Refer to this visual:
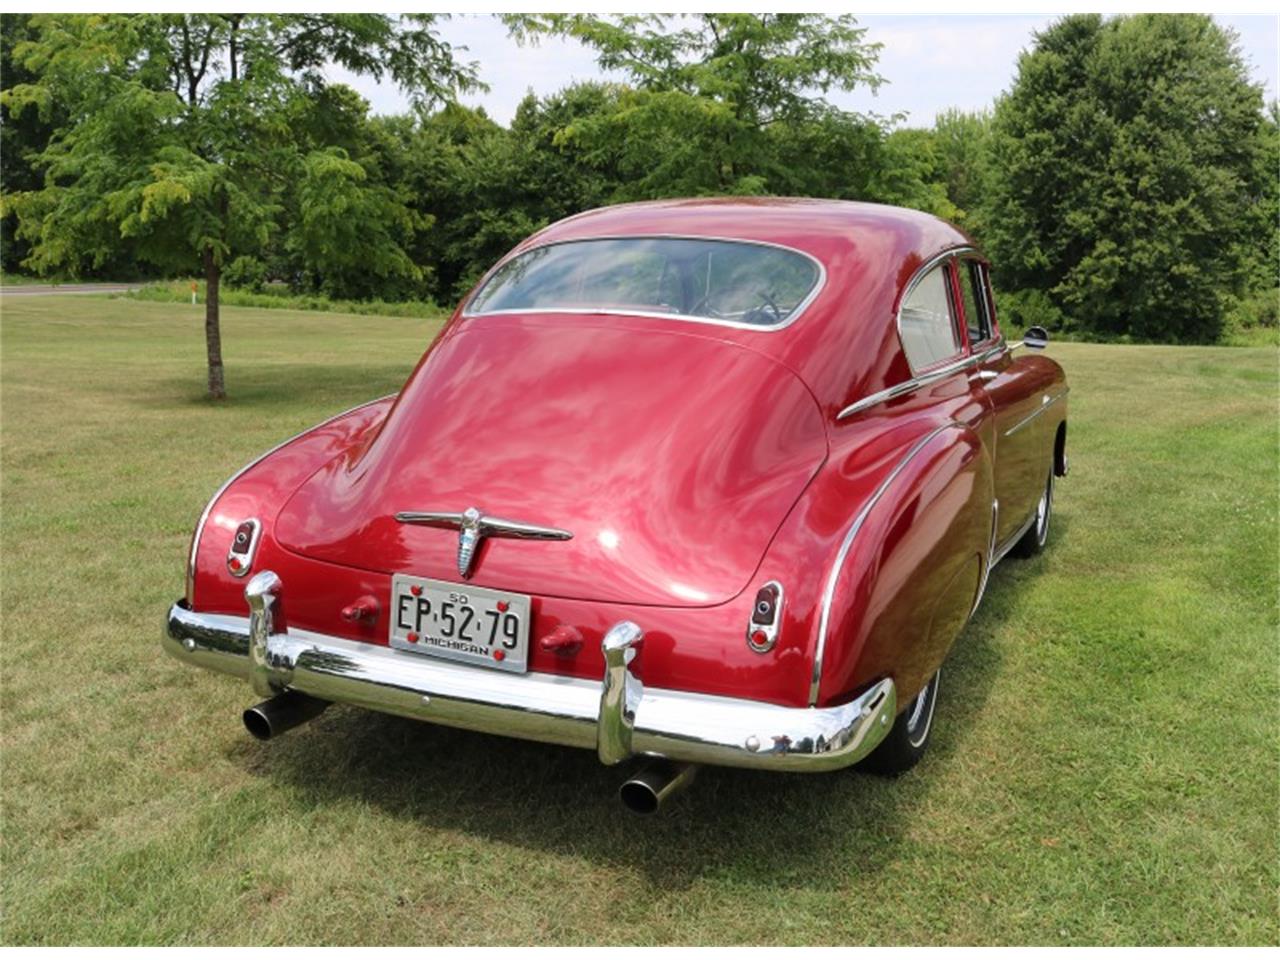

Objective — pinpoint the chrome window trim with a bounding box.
[976,261,1000,347]
[957,254,998,350]
[809,421,955,706]
[836,340,1007,420]
[460,234,828,333]
[187,393,398,604]
[894,245,974,376]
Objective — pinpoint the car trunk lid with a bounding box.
[273,315,827,607]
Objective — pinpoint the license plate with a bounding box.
[388,574,530,673]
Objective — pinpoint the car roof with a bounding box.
[524,197,972,265]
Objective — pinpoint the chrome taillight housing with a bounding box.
[746,581,783,653]
[226,518,261,577]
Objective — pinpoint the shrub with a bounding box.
[994,288,1068,339]
[221,256,268,292]
[121,281,444,320]
[1222,288,1280,346]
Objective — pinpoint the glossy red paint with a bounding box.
[273,318,827,608]
[185,199,1068,711]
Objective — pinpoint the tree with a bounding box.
[983,14,1271,342]
[397,103,533,302]
[511,14,884,196]
[1247,101,1279,296]
[1,15,55,275]
[391,86,629,304]
[2,14,479,398]
[929,108,993,234]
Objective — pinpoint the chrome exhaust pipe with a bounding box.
[243,691,329,741]
[619,759,698,815]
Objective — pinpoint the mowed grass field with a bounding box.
[2,295,1277,946]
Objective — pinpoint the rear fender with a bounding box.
[811,421,994,708]
[187,396,397,611]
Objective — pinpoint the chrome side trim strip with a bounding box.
[461,234,828,333]
[1004,389,1069,437]
[186,393,398,604]
[809,422,954,706]
[971,499,999,617]
[837,341,1007,420]
[164,600,897,773]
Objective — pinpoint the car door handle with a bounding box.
[969,369,999,382]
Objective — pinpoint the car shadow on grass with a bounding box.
[224,548,1045,890]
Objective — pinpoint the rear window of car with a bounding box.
[465,237,823,327]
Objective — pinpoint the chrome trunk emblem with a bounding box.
[394,506,573,578]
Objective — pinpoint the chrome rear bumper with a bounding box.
[163,570,896,772]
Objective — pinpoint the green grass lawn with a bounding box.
[2,295,1277,945]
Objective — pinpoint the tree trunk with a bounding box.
[203,247,226,400]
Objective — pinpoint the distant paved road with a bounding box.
[0,282,143,297]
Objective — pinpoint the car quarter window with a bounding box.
[898,263,961,372]
[959,259,993,345]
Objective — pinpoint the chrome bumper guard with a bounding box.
[164,570,896,772]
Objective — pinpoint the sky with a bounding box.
[336,13,1280,127]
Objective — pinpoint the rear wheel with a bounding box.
[1010,467,1054,558]
[860,668,940,775]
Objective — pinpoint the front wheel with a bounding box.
[859,668,940,775]
[1010,467,1054,558]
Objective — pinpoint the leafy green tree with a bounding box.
[508,83,622,223]
[1,15,56,276]
[395,86,627,304]
[512,14,884,196]
[930,108,993,233]
[984,13,1270,342]
[1247,101,1279,297]
[763,106,887,200]
[869,128,959,221]
[3,14,478,398]
[277,85,430,301]
[393,103,531,302]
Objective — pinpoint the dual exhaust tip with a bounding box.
[243,691,329,741]
[618,759,698,815]
[243,692,697,815]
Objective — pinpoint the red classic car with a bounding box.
[165,198,1068,813]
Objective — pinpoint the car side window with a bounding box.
[959,259,993,345]
[898,264,961,372]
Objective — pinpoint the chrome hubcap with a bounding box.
[905,670,939,748]
[1036,475,1052,542]
[906,688,929,731]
